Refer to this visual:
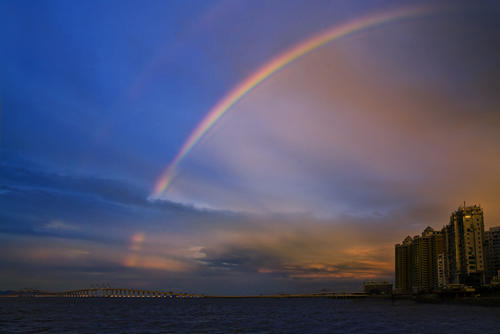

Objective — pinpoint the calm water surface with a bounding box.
[0,298,499,333]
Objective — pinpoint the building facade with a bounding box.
[485,226,500,284]
[443,204,485,285]
[395,204,493,292]
[437,252,447,288]
[412,227,443,291]
[395,227,443,293]
[395,236,413,293]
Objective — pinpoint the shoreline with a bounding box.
[2,293,500,306]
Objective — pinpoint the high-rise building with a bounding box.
[395,236,413,293]
[395,227,443,293]
[485,226,500,284]
[443,204,485,286]
[411,227,443,291]
[395,204,497,290]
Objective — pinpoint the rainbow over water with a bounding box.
[152,5,435,197]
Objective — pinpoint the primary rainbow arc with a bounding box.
[152,5,434,197]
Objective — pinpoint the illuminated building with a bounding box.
[443,204,485,286]
[396,204,492,290]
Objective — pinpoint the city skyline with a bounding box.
[1,1,500,295]
[395,203,500,294]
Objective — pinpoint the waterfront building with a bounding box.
[443,204,486,286]
[395,227,443,293]
[485,226,500,284]
[395,236,413,293]
[411,227,443,291]
[395,204,495,290]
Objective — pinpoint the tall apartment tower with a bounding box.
[484,227,500,284]
[395,227,443,293]
[395,236,413,293]
[443,204,486,285]
[411,227,443,291]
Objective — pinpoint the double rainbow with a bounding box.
[152,5,434,197]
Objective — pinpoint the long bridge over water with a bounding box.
[59,288,202,298]
[3,288,368,299]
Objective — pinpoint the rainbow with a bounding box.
[152,5,435,197]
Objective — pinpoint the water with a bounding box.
[0,298,499,333]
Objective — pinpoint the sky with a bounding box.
[1,0,500,295]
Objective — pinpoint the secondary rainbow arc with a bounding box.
[152,5,435,197]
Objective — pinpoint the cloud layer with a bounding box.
[1,161,407,294]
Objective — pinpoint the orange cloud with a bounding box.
[123,254,189,272]
[130,232,146,251]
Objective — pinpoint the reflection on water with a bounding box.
[0,298,499,333]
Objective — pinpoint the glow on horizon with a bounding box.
[152,5,435,197]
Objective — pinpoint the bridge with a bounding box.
[59,288,203,298]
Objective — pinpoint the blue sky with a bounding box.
[1,0,500,294]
